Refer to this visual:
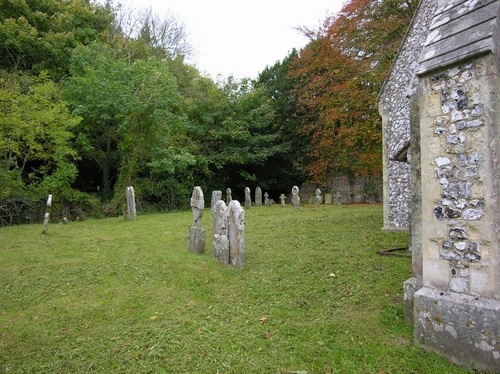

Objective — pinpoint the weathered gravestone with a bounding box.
[42,194,52,236]
[333,192,342,205]
[226,188,232,205]
[324,192,333,205]
[227,200,245,267]
[264,192,270,206]
[188,186,205,254]
[244,187,251,209]
[212,200,229,264]
[291,186,300,209]
[255,187,262,206]
[279,194,286,206]
[211,190,222,210]
[315,188,322,205]
[126,186,136,221]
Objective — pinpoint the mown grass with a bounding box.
[1,204,471,373]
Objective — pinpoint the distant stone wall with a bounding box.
[301,174,382,204]
[379,0,437,230]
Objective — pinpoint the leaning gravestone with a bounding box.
[244,187,251,209]
[291,186,300,209]
[42,194,52,236]
[126,186,136,220]
[188,186,205,254]
[255,187,262,206]
[227,200,245,267]
[226,188,232,205]
[212,200,230,263]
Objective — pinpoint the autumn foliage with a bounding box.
[289,0,417,183]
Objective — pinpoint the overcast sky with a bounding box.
[121,0,344,79]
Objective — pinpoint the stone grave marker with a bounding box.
[279,194,286,206]
[188,186,205,254]
[227,200,245,268]
[315,188,322,205]
[212,200,229,263]
[126,186,136,220]
[264,192,270,206]
[333,192,342,205]
[42,194,52,236]
[324,193,333,204]
[244,187,251,209]
[226,187,232,205]
[291,186,300,208]
[255,187,262,206]
[211,190,222,210]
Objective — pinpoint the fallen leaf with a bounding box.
[197,327,203,332]
[263,332,271,339]
[149,315,158,321]
[259,316,267,324]
[378,369,387,374]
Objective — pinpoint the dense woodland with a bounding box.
[0,0,417,224]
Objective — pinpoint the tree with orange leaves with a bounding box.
[289,0,417,184]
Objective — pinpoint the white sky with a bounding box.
[122,0,344,79]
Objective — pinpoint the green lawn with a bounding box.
[0,204,471,373]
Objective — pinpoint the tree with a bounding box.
[255,49,309,193]
[0,71,79,200]
[64,42,195,209]
[0,0,112,79]
[289,0,417,183]
[108,3,192,63]
[180,74,284,196]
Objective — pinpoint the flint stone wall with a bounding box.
[406,0,500,370]
[379,0,438,230]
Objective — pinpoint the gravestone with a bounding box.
[291,186,300,208]
[126,186,136,221]
[226,188,232,205]
[244,187,251,209]
[212,200,229,263]
[324,193,333,205]
[41,194,52,236]
[211,190,222,210]
[255,187,262,206]
[188,186,205,254]
[315,188,322,205]
[227,200,245,268]
[280,194,286,206]
[333,192,342,205]
[264,192,270,206]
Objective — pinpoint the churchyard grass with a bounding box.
[1,204,471,373]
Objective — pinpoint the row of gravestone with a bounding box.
[124,185,330,269]
[186,185,308,268]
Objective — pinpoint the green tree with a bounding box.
[64,42,195,209]
[0,0,112,79]
[0,71,79,200]
[255,50,309,193]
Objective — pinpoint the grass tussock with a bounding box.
[1,204,470,373]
